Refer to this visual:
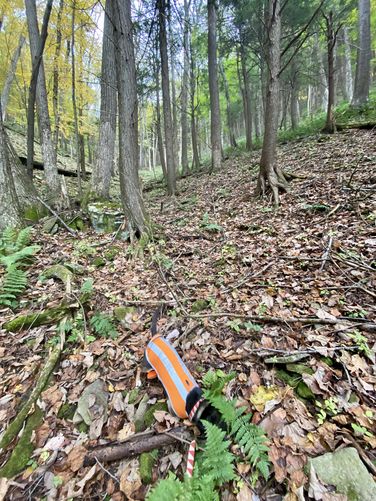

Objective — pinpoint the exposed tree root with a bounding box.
[255,163,290,206]
[0,336,64,451]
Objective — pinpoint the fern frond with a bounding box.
[0,267,27,307]
[146,473,186,500]
[0,245,40,269]
[202,369,236,396]
[200,421,236,485]
[230,416,270,480]
[15,228,31,250]
[90,312,117,339]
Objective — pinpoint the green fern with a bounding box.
[0,227,32,256]
[203,371,270,483]
[0,245,40,268]
[199,421,236,485]
[0,266,27,307]
[90,312,117,339]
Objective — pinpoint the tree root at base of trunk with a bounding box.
[255,165,290,206]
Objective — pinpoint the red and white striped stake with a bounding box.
[185,439,196,478]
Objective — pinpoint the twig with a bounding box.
[249,345,363,357]
[223,262,273,293]
[95,457,119,484]
[320,235,333,271]
[36,196,77,236]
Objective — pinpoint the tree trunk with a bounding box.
[240,44,252,150]
[219,60,237,148]
[158,0,176,195]
[190,37,200,170]
[207,0,221,171]
[52,0,64,149]
[314,34,328,112]
[180,0,190,174]
[0,102,22,230]
[255,0,288,206]
[323,11,336,133]
[290,59,299,129]
[340,26,353,102]
[1,34,25,121]
[71,0,82,195]
[113,0,149,236]
[155,58,167,179]
[25,0,64,205]
[91,0,117,200]
[168,9,179,173]
[352,0,371,106]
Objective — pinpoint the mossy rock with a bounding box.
[140,450,158,484]
[57,402,77,420]
[113,306,136,322]
[309,448,376,501]
[42,216,58,234]
[191,299,209,313]
[0,406,43,478]
[4,305,69,332]
[87,203,124,234]
[40,264,73,286]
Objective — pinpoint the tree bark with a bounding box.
[180,0,190,174]
[190,37,200,170]
[207,0,221,171]
[155,56,167,179]
[52,0,64,150]
[352,0,371,106]
[255,0,288,206]
[340,26,353,102]
[240,43,252,150]
[71,0,82,195]
[1,34,25,121]
[0,102,22,230]
[219,60,237,148]
[113,0,149,236]
[90,0,117,200]
[323,11,336,133]
[25,0,64,205]
[290,59,299,129]
[168,7,179,173]
[157,0,176,195]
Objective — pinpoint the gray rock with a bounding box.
[308,447,376,501]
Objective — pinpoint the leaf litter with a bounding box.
[0,129,375,500]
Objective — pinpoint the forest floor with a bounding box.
[1,128,376,500]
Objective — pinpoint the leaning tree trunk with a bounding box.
[113,0,149,236]
[1,34,25,121]
[0,102,22,230]
[155,57,167,179]
[25,0,65,206]
[180,0,190,174]
[157,0,176,195]
[352,0,371,106]
[255,0,288,206]
[323,11,336,133]
[207,0,221,172]
[90,0,117,200]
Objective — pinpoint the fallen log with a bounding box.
[84,427,191,465]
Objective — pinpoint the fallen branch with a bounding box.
[188,312,376,330]
[320,235,333,271]
[0,335,64,450]
[36,196,77,236]
[84,426,191,465]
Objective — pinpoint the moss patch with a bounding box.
[140,450,158,484]
[0,406,43,478]
[4,305,69,332]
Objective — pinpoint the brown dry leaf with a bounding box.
[67,445,87,472]
[118,422,135,441]
[119,459,142,500]
[249,385,280,412]
[236,483,255,500]
[42,383,65,413]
